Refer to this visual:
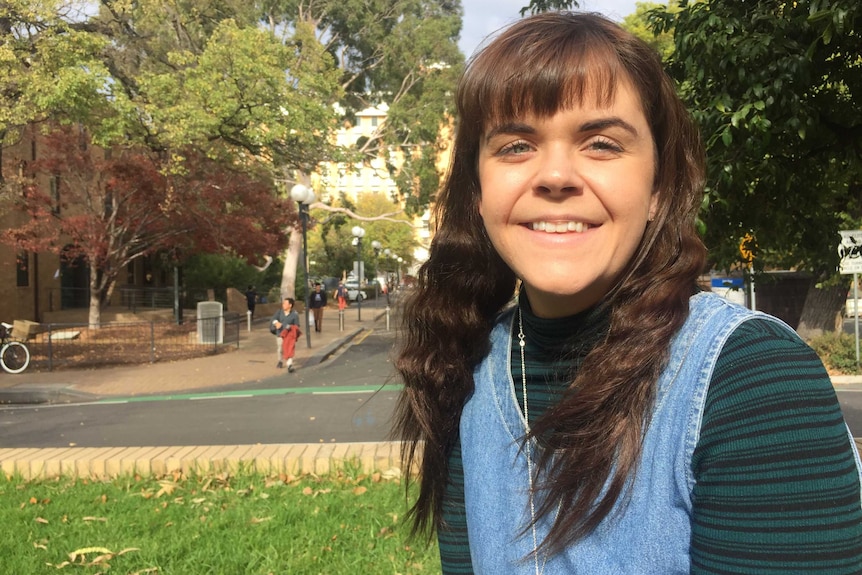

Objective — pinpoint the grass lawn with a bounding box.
[1,467,441,574]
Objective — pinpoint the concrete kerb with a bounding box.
[305,327,364,366]
[0,442,408,481]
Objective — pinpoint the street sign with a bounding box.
[839,230,862,275]
[739,233,756,263]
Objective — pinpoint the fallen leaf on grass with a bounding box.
[156,480,180,498]
[381,468,402,480]
[82,517,107,522]
[58,546,140,567]
[353,486,367,496]
[251,516,273,524]
[35,517,49,524]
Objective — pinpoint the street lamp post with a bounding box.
[352,225,365,321]
[382,248,392,305]
[290,183,316,349]
[371,240,381,307]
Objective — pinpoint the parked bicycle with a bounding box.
[0,322,30,374]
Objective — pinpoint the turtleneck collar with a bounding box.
[517,291,611,362]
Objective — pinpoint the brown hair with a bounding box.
[394,12,706,551]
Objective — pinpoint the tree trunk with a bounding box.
[280,227,302,300]
[796,281,849,340]
[88,269,102,329]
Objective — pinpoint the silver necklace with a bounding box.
[518,308,560,575]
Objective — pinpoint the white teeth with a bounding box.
[530,221,587,233]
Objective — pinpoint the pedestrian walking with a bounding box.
[335,281,349,311]
[270,297,300,372]
[245,285,257,319]
[309,283,327,332]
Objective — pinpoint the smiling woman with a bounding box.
[477,79,656,318]
[395,11,862,575]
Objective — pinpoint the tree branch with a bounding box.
[309,202,416,226]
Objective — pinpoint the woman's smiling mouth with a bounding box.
[527,221,592,233]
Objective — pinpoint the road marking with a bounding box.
[353,329,374,345]
[0,384,402,409]
[90,384,401,404]
[190,394,254,401]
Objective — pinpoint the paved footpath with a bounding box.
[0,304,407,480]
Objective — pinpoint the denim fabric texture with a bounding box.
[460,292,862,574]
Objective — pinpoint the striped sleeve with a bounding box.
[439,435,474,574]
[691,318,862,574]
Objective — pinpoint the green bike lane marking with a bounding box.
[95,384,403,404]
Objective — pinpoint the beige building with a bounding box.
[1,126,64,324]
[315,104,449,277]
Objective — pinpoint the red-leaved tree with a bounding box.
[2,127,293,327]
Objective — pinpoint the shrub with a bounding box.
[808,332,861,375]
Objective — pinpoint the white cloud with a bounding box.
[459,0,640,58]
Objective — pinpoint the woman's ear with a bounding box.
[648,192,659,222]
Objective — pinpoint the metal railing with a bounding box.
[120,286,178,312]
[23,314,242,372]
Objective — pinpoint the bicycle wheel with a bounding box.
[1,341,30,374]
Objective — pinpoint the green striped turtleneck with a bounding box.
[438,297,862,574]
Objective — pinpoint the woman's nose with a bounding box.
[533,147,583,196]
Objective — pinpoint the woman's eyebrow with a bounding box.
[484,122,535,143]
[484,116,640,143]
[580,117,639,136]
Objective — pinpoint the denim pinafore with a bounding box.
[460,292,861,574]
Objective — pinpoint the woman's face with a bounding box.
[478,78,657,318]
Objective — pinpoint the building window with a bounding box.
[371,116,379,127]
[50,175,60,214]
[16,252,29,287]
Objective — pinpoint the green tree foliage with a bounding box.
[652,0,861,332]
[519,0,577,16]
[622,2,675,61]
[85,0,342,169]
[182,253,283,298]
[307,193,417,278]
[260,0,464,214]
[0,0,343,324]
[654,0,861,275]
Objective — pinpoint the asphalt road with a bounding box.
[0,328,401,448]
[4,325,862,448]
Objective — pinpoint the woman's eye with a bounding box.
[497,140,533,156]
[588,137,624,153]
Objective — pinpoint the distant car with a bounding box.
[344,281,365,302]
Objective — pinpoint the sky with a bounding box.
[459,0,640,58]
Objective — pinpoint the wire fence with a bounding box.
[22,314,243,372]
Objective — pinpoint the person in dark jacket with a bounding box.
[245,285,257,319]
[309,283,327,332]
